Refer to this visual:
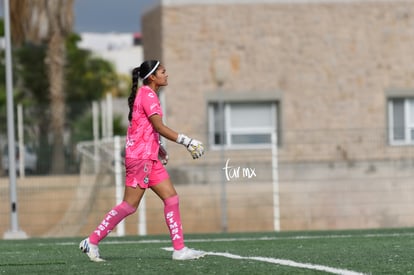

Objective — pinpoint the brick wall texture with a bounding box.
[143,0,414,231]
[142,0,414,160]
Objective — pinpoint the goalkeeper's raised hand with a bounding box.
[176,134,205,159]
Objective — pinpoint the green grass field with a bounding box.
[1,227,414,274]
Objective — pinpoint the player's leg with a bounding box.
[79,186,143,262]
[151,178,183,248]
[88,186,143,244]
[150,162,205,260]
[80,159,149,262]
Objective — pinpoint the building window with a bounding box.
[388,98,414,145]
[208,101,278,149]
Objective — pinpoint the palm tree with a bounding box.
[10,0,74,174]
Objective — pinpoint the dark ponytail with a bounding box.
[127,60,160,122]
[128,67,140,121]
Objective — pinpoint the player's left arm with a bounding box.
[149,114,205,159]
[149,114,178,142]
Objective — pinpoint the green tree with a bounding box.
[65,34,120,120]
[0,20,26,173]
[13,36,123,173]
[1,15,125,174]
[13,43,53,173]
[72,113,126,145]
[10,0,74,174]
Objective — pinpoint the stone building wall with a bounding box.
[142,0,414,162]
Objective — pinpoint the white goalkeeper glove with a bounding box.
[158,141,169,165]
[176,134,205,159]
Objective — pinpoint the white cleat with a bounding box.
[172,247,206,260]
[79,238,105,262]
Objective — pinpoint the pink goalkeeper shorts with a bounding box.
[125,158,169,189]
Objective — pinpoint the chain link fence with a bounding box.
[1,119,414,238]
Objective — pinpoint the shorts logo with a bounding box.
[143,163,149,185]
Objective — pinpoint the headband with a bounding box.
[142,61,160,80]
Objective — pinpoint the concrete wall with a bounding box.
[142,0,414,161]
[136,0,414,231]
[0,175,274,238]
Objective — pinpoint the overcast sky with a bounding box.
[74,0,156,33]
[0,0,156,33]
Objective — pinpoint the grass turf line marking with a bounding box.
[47,231,414,247]
[162,247,365,275]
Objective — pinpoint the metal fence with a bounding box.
[1,126,414,239]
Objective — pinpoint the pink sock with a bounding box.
[89,201,136,245]
[164,195,185,250]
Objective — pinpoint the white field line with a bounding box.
[162,247,365,275]
[43,231,414,247]
[41,232,409,274]
[20,232,411,274]
[15,232,409,274]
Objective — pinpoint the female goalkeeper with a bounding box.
[79,60,205,262]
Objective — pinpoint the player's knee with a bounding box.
[120,201,137,215]
[163,195,179,206]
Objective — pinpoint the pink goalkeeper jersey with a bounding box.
[125,85,163,160]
